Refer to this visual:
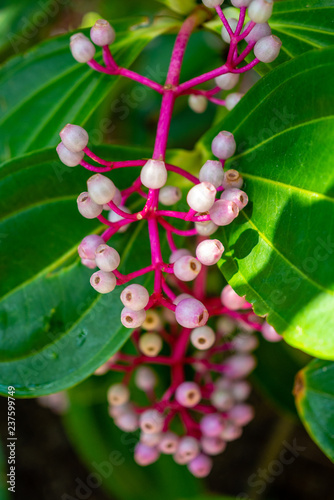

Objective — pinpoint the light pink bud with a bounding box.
[201,436,227,456]
[81,258,97,269]
[196,239,224,266]
[90,270,116,293]
[140,432,161,447]
[107,384,129,406]
[222,169,243,189]
[70,33,96,63]
[224,354,256,379]
[175,298,209,328]
[59,124,89,153]
[176,436,200,463]
[139,409,164,434]
[187,454,213,478]
[254,35,282,63]
[95,244,120,272]
[57,142,84,167]
[200,413,225,437]
[140,159,167,189]
[135,366,157,392]
[248,0,274,24]
[221,285,246,310]
[121,307,146,329]
[175,382,201,408]
[195,220,218,236]
[220,188,248,210]
[139,333,163,357]
[221,18,238,44]
[187,182,217,212]
[188,95,208,113]
[262,321,282,342]
[78,234,104,259]
[169,248,192,264]
[115,411,139,432]
[199,160,224,188]
[90,19,116,46]
[220,422,242,441]
[215,72,240,91]
[77,192,103,219]
[134,443,159,466]
[190,326,216,350]
[173,293,193,305]
[120,284,149,311]
[87,174,116,205]
[231,381,252,401]
[211,389,234,411]
[159,186,182,206]
[158,432,179,454]
[202,0,224,7]
[225,92,244,111]
[231,0,251,6]
[233,334,259,352]
[209,200,239,226]
[212,131,236,160]
[228,404,254,427]
[174,256,202,282]
[244,21,271,43]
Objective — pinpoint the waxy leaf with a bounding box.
[294,359,334,462]
[200,47,334,359]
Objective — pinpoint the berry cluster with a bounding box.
[57,0,282,477]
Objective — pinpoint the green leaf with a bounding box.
[64,377,203,500]
[199,47,334,359]
[0,16,179,162]
[156,0,196,15]
[294,359,334,462]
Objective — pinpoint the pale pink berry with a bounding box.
[59,124,89,153]
[228,404,254,427]
[159,186,182,206]
[103,188,122,209]
[216,316,236,336]
[224,354,256,379]
[233,334,259,352]
[225,92,244,111]
[209,200,239,226]
[90,19,116,46]
[108,402,130,419]
[231,381,252,402]
[254,35,282,63]
[121,307,146,329]
[142,310,161,331]
[81,258,97,269]
[78,234,104,260]
[221,285,246,310]
[215,72,240,91]
[195,220,218,236]
[176,437,200,463]
[188,95,208,113]
[173,293,193,305]
[107,384,129,406]
[196,239,224,266]
[139,409,164,434]
[139,333,163,357]
[174,256,202,282]
[211,389,234,411]
[220,422,242,441]
[140,432,161,447]
[87,174,116,205]
[262,321,282,342]
[175,298,209,328]
[77,192,103,219]
[220,188,248,210]
[57,142,84,167]
[200,414,225,437]
[135,366,157,391]
[115,411,139,432]
[108,205,131,232]
[158,432,179,454]
[202,0,224,7]
[248,0,274,23]
[221,18,238,44]
[244,21,271,43]
[70,33,96,63]
[175,382,201,408]
[201,437,227,456]
[187,182,217,212]
[90,270,116,293]
[231,0,251,6]
[134,443,159,466]
[222,169,243,189]
[190,326,216,350]
[199,160,224,188]
[140,159,167,189]
[169,248,192,264]
[188,454,212,478]
[95,244,120,272]
[212,131,236,159]
[120,284,149,311]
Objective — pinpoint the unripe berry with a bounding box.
[212,131,236,159]
[248,0,274,24]
[77,192,103,219]
[95,244,120,272]
[78,234,104,260]
[135,366,157,391]
[108,402,130,418]
[81,258,97,269]
[244,21,271,43]
[224,354,256,379]
[195,220,218,236]
[142,310,162,331]
[188,94,208,113]
[201,436,227,456]
[262,321,282,342]
[139,333,163,357]
[199,160,224,188]
[87,174,116,205]
[121,307,146,329]
[187,182,217,212]
[173,293,193,305]
[211,389,234,411]
[220,188,248,210]
[140,432,161,447]
[108,205,131,232]
[90,19,116,46]
[59,124,89,153]
[103,188,122,209]
[202,0,224,7]
[90,270,116,293]
[176,437,200,463]
[57,142,84,167]
[120,284,149,311]
[140,159,167,189]
[222,169,244,189]
[200,413,225,437]
[196,239,224,266]
[231,0,251,6]
[134,443,159,466]
[220,422,242,441]
[228,404,254,427]
[225,92,244,111]
[159,433,179,455]
[174,256,202,282]
[139,409,164,434]
[254,35,282,63]
[107,383,129,406]
[216,316,236,336]
[175,382,202,408]
[159,186,182,206]
[188,454,213,478]
[221,285,246,310]
[175,298,209,328]
[215,72,240,91]
[209,200,239,226]
[221,18,238,44]
[231,380,252,401]
[169,248,191,264]
[233,333,258,352]
[70,33,96,63]
[190,326,216,350]
[115,411,139,432]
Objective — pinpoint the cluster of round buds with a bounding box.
[57,124,89,167]
[120,284,150,329]
[70,19,116,64]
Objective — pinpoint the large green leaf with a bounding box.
[64,376,203,500]
[156,0,196,15]
[294,359,334,462]
[199,47,334,359]
[0,16,179,162]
